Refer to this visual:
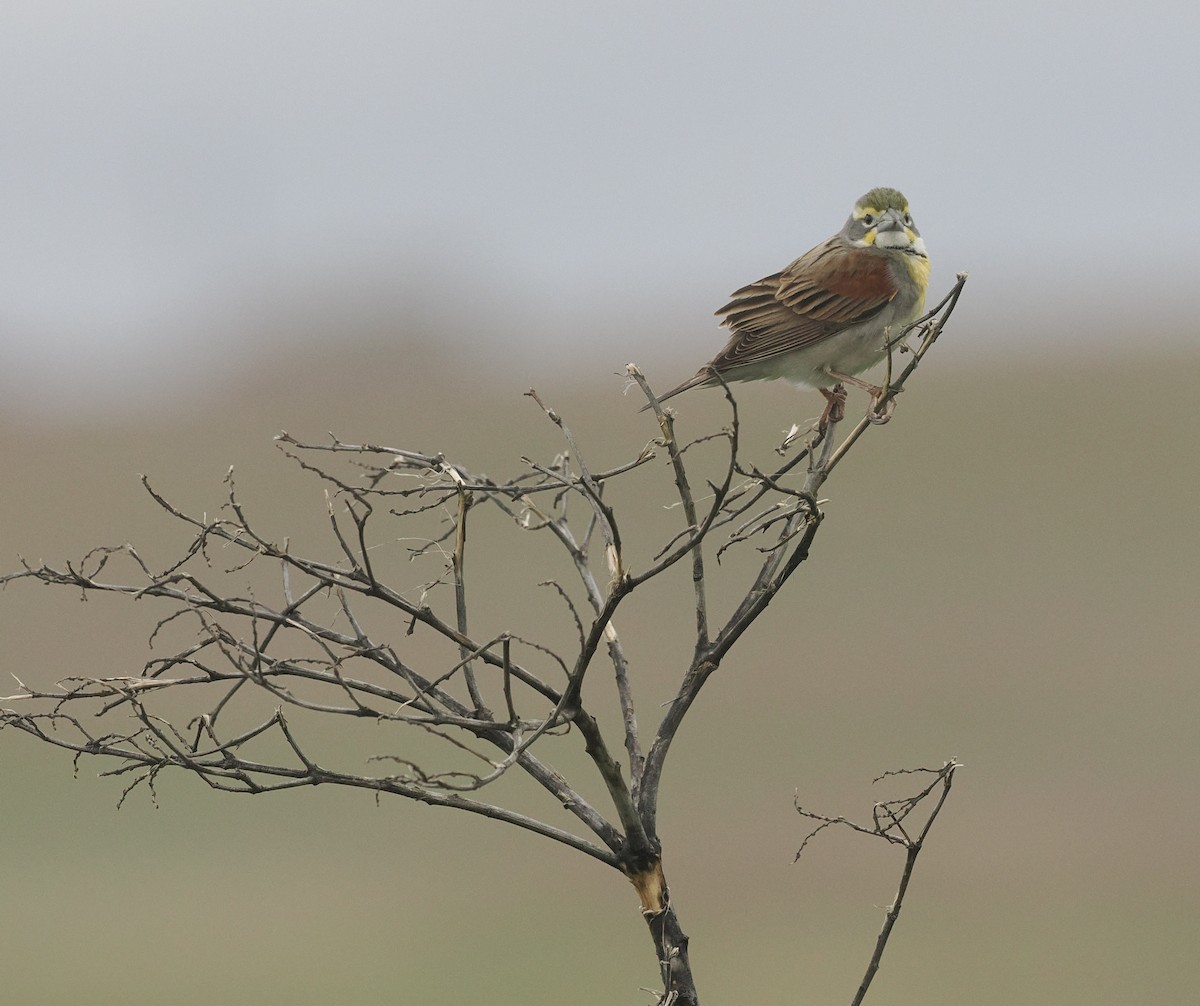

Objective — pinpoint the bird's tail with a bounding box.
[637,368,712,413]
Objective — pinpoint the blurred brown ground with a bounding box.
[1,315,1197,1004]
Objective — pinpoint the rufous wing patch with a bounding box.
[776,241,897,322]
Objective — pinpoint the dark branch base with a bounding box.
[629,860,700,1005]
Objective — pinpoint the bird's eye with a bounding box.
[903,213,913,226]
[862,213,876,226]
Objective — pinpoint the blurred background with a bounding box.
[2,3,1197,1003]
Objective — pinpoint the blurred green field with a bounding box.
[2,333,1197,1004]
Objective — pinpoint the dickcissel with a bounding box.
[650,187,930,422]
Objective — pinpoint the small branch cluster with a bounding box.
[795,760,962,1006]
[2,276,967,1006]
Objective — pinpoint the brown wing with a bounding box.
[708,238,899,373]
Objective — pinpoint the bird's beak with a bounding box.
[875,208,905,232]
[872,208,915,249]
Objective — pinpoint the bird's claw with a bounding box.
[867,390,897,425]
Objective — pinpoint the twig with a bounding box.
[794,761,961,1006]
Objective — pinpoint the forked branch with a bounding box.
[795,760,962,1006]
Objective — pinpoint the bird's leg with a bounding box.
[825,369,895,425]
[824,369,882,398]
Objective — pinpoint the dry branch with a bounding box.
[2,275,967,1005]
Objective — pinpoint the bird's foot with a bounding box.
[866,384,902,424]
[818,385,847,434]
[867,393,894,425]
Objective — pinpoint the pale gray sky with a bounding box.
[1,2,1196,410]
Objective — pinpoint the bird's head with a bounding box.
[844,187,926,257]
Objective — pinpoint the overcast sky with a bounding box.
[1,3,1197,410]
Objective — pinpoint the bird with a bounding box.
[647,187,930,425]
